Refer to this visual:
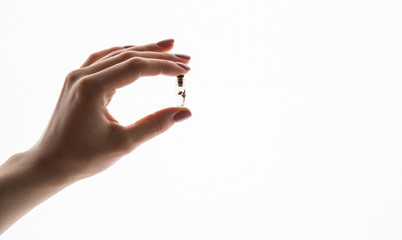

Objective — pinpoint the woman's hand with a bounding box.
[33,38,192,181]
[0,39,191,233]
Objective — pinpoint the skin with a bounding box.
[0,39,192,234]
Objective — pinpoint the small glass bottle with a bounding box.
[176,75,186,107]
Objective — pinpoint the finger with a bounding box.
[96,39,175,63]
[125,107,192,147]
[81,46,125,68]
[130,38,175,52]
[82,51,191,76]
[89,57,190,90]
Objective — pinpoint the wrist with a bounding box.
[21,147,80,187]
[1,150,72,191]
[0,150,73,233]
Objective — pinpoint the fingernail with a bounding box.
[123,45,134,48]
[157,39,174,47]
[176,62,191,71]
[174,110,192,122]
[175,54,191,60]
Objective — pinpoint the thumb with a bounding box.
[126,107,192,146]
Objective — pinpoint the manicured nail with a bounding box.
[174,110,192,122]
[176,62,191,71]
[175,54,191,60]
[157,39,174,47]
[123,45,134,48]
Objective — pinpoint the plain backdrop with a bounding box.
[1,0,402,239]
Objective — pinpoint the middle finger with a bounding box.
[81,51,191,77]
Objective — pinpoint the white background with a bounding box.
[1,0,402,239]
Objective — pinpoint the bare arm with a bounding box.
[0,39,192,234]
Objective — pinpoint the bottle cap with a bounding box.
[177,75,184,87]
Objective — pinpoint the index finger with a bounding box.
[87,57,190,91]
[96,39,175,63]
[128,39,175,52]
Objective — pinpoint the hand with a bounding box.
[30,38,192,182]
[0,39,192,233]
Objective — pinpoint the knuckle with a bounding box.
[127,57,144,67]
[158,52,173,60]
[87,52,99,62]
[109,47,122,53]
[120,51,136,59]
[168,53,177,59]
[107,49,123,58]
[153,117,169,135]
[72,77,98,101]
[65,69,83,84]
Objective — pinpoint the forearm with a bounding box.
[0,150,71,234]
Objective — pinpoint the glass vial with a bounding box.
[176,75,186,107]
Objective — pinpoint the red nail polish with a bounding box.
[123,45,134,48]
[157,39,174,47]
[176,62,191,71]
[175,54,191,60]
[174,110,192,122]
